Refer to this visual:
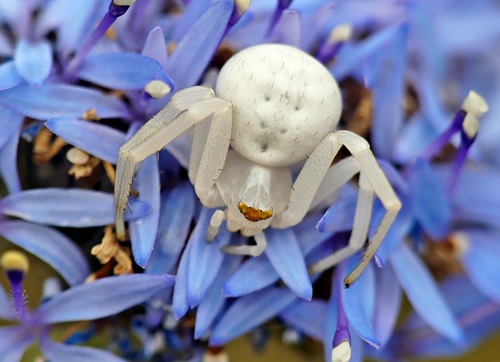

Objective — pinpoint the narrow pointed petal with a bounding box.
[0,61,23,90]
[187,207,231,307]
[408,158,451,239]
[171,0,211,43]
[0,111,23,192]
[77,53,173,91]
[164,0,233,99]
[146,183,195,275]
[461,230,500,303]
[265,228,312,300]
[129,154,160,267]
[394,114,438,164]
[195,253,243,339]
[14,40,52,87]
[45,118,125,164]
[37,274,174,323]
[373,265,401,346]
[323,277,338,362]
[316,188,357,233]
[280,299,328,341]
[0,188,148,226]
[172,234,193,319]
[0,220,89,285]
[0,326,35,362]
[142,26,168,69]
[41,337,126,362]
[210,287,297,346]
[0,83,130,120]
[389,242,463,343]
[343,260,379,348]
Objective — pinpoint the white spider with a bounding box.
[114,44,401,286]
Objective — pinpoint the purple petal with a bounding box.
[408,158,451,239]
[0,325,35,362]
[323,276,338,362]
[0,61,23,90]
[0,31,12,56]
[14,40,52,88]
[172,237,191,319]
[461,230,500,303]
[316,186,357,233]
[37,274,174,323]
[164,0,233,97]
[0,83,130,120]
[389,242,463,343]
[342,260,379,348]
[146,183,195,275]
[142,26,168,69]
[209,287,297,346]
[394,114,439,165]
[265,227,312,300]
[77,53,173,91]
[187,207,231,307]
[170,0,211,43]
[0,110,23,192]
[45,118,125,164]
[0,284,15,320]
[129,154,161,267]
[269,10,301,47]
[373,265,401,346]
[0,188,148,227]
[280,299,328,341]
[194,252,243,339]
[41,336,126,362]
[0,220,89,285]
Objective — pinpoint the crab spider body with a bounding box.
[115,44,401,285]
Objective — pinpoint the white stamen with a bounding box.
[331,341,351,362]
[235,0,252,16]
[66,147,90,165]
[145,80,172,99]
[328,24,353,43]
[113,0,135,6]
[462,114,479,139]
[450,232,469,257]
[461,91,488,118]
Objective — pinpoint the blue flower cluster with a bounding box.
[0,0,499,361]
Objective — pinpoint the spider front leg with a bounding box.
[114,86,232,239]
[273,130,401,286]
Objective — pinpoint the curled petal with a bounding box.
[0,221,89,286]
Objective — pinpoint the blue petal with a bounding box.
[0,31,12,56]
[0,220,89,285]
[389,242,463,343]
[14,40,52,88]
[172,237,191,319]
[264,228,312,300]
[316,186,357,233]
[0,83,130,120]
[0,188,148,227]
[129,154,161,267]
[41,337,126,362]
[77,53,173,91]
[0,325,35,362]
[342,260,379,348]
[269,10,301,47]
[0,61,23,90]
[0,109,23,192]
[146,183,195,275]
[295,213,337,254]
[323,276,338,362]
[461,230,500,303]
[162,0,233,105]
[209,287,297,346]
[280,299,328,341]
[37,274,174,323]
[194,252,243,339]
[171,0,211,43]
[394,114,439,165]
[45,118,125,164]
[0,284,15,320]
[373,265,401,346]
[142,27,168,69]
[408,158,451,239]
[222,253,276,297]
[187,207,231,307]
[0,105,23,149]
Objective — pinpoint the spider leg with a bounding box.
[114,86,225,239]
[221,231,267,257]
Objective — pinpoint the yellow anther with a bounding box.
[1,250,29,273]
[237,201,273,222]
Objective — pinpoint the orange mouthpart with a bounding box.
[237,201,273,222]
